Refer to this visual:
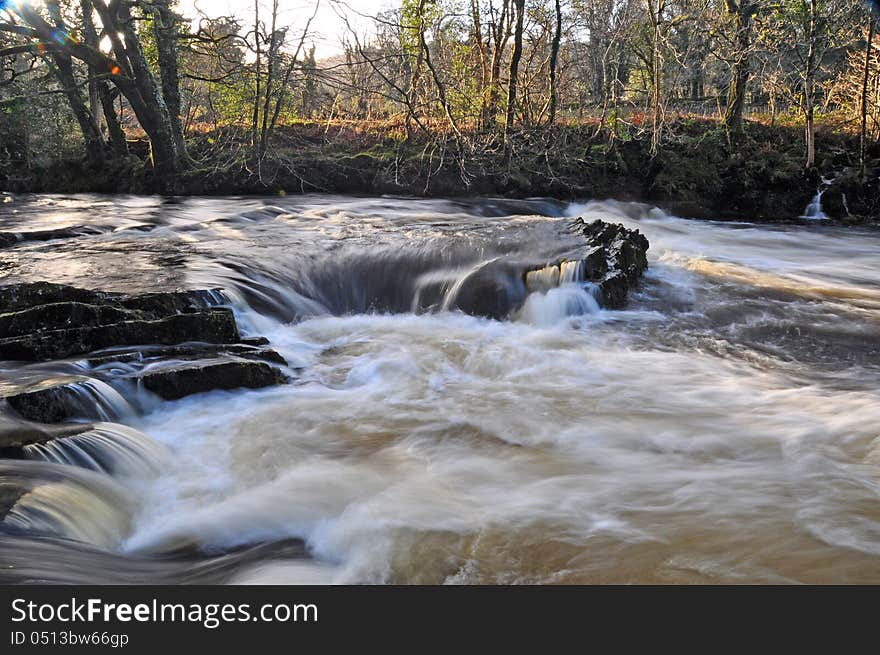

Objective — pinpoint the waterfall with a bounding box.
[802,190,829,220]
[517,284,601,326]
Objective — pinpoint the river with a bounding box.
[1,194,879,583]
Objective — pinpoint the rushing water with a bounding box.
[1,194,879,584]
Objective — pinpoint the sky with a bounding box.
[176,0,395,59]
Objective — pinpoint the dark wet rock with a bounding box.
[2,354,288,422]
[239,348,288,365]
[0,282,221,316]
[132,359,287,401]
[0,309,240,361]
[1,375,127,424]
[4,385,83,423]
[0,414,92,450]
[116,289,223,315]
[570,218,649,308]
[86,342,287,367]
[0,225,104,249]
[518,219,649,310]
[0,483,27,524]
[240,336,271,347]
[442,219,648,318]
[0,282,287,432]
[0,282,110,313]
[0,302,140,339]
[450,261,528,320]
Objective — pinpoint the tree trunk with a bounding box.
[860,14,876,178]
[648,0,665,156]
[471,0,488,129]
[723,1,754,134]
[258,0,280,161]
[484,0,511,128]
[251,0,262,156]
[547,0,562,126]
[97,84,127,156]
[152,0,185,156]
[505,0,525,143]
[112,1,184,177]
[804,0,818,168]
[51,52,105,166]
[44,0,103,165]
[15,1,182,179]
[80,0,126,156]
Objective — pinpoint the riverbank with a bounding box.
[2,117,878,224]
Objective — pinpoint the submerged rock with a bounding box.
[0,225,104,250]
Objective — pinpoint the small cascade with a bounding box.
[560,259,586,284]
[526,258,588,293]
[3,376,136,424]
[22,422,170,478]
[802,190,830,220]
[56,378,134,422]
[525,264,561,293]
[0,460,136,549]
[439,258,505,312]
[517,284,601,326]
[518,258,601,325]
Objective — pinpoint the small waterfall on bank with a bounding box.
[802,190,830,220]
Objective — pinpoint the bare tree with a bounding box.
[504,0,525,145]
[547,0,563,125]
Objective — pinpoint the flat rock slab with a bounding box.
[0,309,240,361]
[132,359,288,401]
[85,343,287,366]
[0,282,290,429]
[0,414,92,450]
[0,282,221,316]
[0,302,142,339]
[2,377,124,424]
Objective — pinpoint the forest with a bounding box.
[1,0,879,219]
